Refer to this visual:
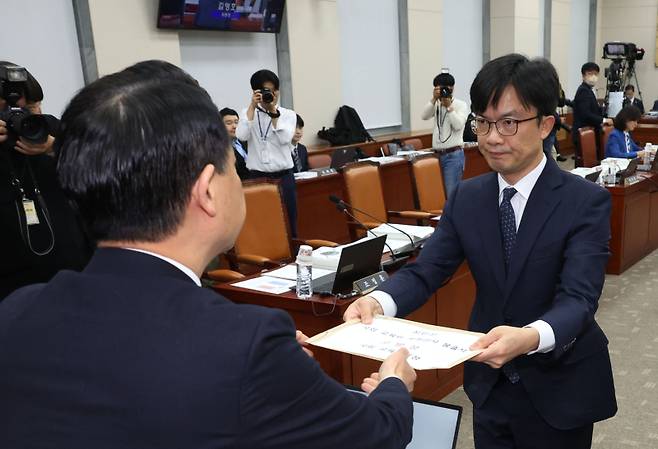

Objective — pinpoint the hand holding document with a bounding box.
[307,316,484,370]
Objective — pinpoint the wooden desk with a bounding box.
[296,146,490,244]
[634,123,658,146]
[212,262,476,401]
[308,130,434,157]
[606,173,658,274]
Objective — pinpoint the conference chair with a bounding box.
[341,161,434,239]
[579,127,598,168]
[403,138,424,151]
[308,153,331,169]
[409,154,446,215]
[228,180,337,274]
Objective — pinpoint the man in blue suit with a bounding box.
[345,54,617,448]
[0,61,416,448]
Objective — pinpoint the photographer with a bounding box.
[421,72,469,199]
[236,69,298,236]
[0,62,90,300]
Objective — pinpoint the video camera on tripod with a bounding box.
[602,42,645,115]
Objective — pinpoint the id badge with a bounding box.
[23,199,40,226]
[260,148,271,165]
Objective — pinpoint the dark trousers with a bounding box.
[249,169,298,237]
[473,375,593,449]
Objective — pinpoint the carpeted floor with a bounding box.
[442,247,658,449]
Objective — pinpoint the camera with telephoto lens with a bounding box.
[0,63,51,150]
[260,87,274,104]
[439,86,452,98]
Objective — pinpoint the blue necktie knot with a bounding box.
[502,187,517,202]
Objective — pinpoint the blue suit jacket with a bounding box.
[379,157,616,430]
[0,248,412,449]
[605,128,642,158]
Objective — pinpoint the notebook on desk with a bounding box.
[312,235,387,295]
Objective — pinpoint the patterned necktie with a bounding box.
[624,133,631,153]
[292,146,302,172]
[499,187,518,272]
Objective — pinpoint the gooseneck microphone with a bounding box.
[328,194,417,253]
[332,200,398,258]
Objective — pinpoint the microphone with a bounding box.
[328,195,417,254]
[332,201,398,258]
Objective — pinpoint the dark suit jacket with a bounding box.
[573,82,604,142]
[379,157,617,430]
[233,139,250,180]
[0,248,412,448]
[292,143,309,173]
[605,128,642,158]
[622,97,644,114]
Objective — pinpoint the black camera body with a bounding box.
[439,86,452,99]
[603,42,645,61]
[0,62,51,149]
[260,87,274,104]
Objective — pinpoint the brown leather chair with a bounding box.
[308,153,331,169]
[228,180,337,273]
[409,154,445,215]
[403,138,424,150]
[341,161,434,239]
[579,127,598,168]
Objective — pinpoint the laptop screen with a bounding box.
[346,385,462,449]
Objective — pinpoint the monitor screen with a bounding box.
[157,0,286,33]
[346,386,462,449]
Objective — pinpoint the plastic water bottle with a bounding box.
[296,245,313,299]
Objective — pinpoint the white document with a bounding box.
[571,167,599,178]
[601,157,631,170]
[370,223,434,242]
[293,171,318,180]
[307,316,484,370]
[359,156,403,165]
[231,276,295,295]
[265,264,335,280]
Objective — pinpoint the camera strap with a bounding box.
[5,155,55,256]
[436,104,453,144]
[256,108,272,142]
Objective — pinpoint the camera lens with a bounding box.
[8,110,49,144]
[261,88,274,104]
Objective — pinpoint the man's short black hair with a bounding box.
[56,65,229,243]
[581,62,600,75]
[613,105,642,131]
[250,69,280,90]
[624,84,635,92]
[125,60,199,86]
[296,114,304,128]
[433,73,455,87]
[470,53,558,118]
[220,107,239,118]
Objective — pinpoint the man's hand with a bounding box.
[295,330,314,358]
[343,295,383,324]
[15,135,54,156]
[378,347,416,392]
[250,90,263,107]
[361,372,380,394]
[469,325,540,369]
[432,86,442,103]
[439,97,453,109]
[0,119,7,143]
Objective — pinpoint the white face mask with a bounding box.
[585,74,598,86]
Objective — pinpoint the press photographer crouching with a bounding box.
[0,62,90,300]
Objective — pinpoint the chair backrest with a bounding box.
[579,127,598,168]
[308,153,331,169]
[602,126,613,151]
[341,161,388,224]
[233,180,293,263]
[410,154,446,212]
[403,138,424,150]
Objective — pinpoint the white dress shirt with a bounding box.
[124,248,201,287]
[421,97,469,149]
[236,106,297,172]
[371,154,556,354]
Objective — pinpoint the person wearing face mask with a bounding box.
[572,62,613,167]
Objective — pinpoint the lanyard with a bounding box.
[256,109,272,141]
[436,104,453,144]
[5,154,55,256]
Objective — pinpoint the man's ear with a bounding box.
[540,115,555,140]
[193,164,218,218]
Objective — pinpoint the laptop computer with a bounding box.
[585,170,601,182]
[330,147,358,169]
[346,385,462,449]
[313,235,387,295]
[618,158,639,181]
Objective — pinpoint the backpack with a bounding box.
[317,105,374,145]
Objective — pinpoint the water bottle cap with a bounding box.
[297,245,313,264]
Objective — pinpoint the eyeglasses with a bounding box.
[471,116,539,136]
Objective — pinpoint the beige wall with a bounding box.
[596,0,658,110]
[286,0,341,146]
[408,0,443,132]
[88,0,181,77]
[490,0,542,59]
[551,0,572,90]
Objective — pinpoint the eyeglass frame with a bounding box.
[470,115,541,137]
